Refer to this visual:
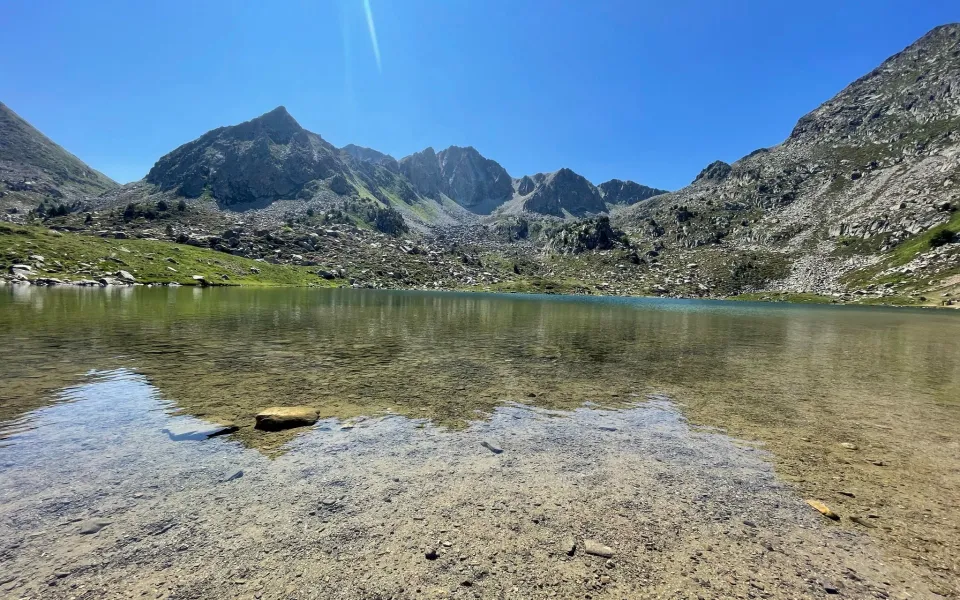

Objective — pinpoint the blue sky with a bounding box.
[2,1,957,189]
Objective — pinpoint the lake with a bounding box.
[1,285,958,598]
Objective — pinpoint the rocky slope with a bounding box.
[0,102,117,212]
[614,23,960,299]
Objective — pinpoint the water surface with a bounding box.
[1,286,958,597]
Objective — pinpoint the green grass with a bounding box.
[887,210,960,265]
[727,292,838,304]
[0,223,337,287]
[842,210,960,289]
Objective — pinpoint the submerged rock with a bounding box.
[77,519,111,535]
[162,423,239,441]
[481,440,503,454]
[254,406,319,431]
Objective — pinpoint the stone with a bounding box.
[254,406,319,431]
[77,519,111,535]
[424,548,438,560]
[480,441,503,454]
[849,516,876,528]
[583,539,614,558]
[805,499,839,520]
[162,423,238,441]
[563,538,576,556]
[224,470,244,482]
[118,270,136,282]
[839,442,858,450]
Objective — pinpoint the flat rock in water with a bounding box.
[254,406,319,431]
[162,423,239,441]
[77,519,111,535]
[583,539,614,558]
[806,499,840,520]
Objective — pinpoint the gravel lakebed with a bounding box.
[0,370,939,599]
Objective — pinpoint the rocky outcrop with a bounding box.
[598,179,667,206]
[545,216,625,253]
[693,161,732,183]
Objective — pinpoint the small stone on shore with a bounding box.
[481,441,503,454]
[806,499,840,520]
[583,539,614,558]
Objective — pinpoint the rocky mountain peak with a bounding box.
[598,179,668,206]
[145,107,339,205]
[229,106,304,145]
[398,145,512,212]
[693,160,732,183]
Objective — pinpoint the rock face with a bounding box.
[616,23,960,294]
[515,168,606,217]
[146,107,344,206]
[254,406,320,431]
[692,160,732,183]
[598,179,667,206]
[546,216,626,254]
[0,101,117,211]
[341,144,399,172]
[399,145,513,213]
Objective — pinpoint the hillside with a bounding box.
[614,23,960,301]
[0,102,117,212]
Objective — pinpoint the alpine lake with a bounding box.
[1,285,958,599]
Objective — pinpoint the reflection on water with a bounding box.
[1,285,958,451]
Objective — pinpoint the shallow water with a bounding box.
[1,286,959,598]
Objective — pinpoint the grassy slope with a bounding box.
[0,223,335,287]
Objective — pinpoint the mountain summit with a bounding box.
[145,106,342,206]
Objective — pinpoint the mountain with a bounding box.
[145,106,346,207]
[598,179,668,207]
[0,102,117,210]
[500,168,605,217]
[398,146,513,213]
[143,109,664,222]
[615,23,960,295]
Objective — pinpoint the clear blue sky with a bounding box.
[2,1,957,189]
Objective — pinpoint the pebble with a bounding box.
[805,499,840,520]
[849,516,877,528]
[839,442,858,450]
[424,548,438,560]
[583,539,614,558]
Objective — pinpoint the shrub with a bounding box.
[177,199,187,212]
[930,229,955,248]
[156,200,169,211]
